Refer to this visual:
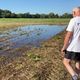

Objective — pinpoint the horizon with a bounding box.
[0,8,72,15]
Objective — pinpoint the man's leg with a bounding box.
[63,58,77,76]
[75,61,80,75]
[63,58,78,80]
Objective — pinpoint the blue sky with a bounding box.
[0,0,80,14]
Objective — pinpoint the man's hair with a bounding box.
[77,7,80,10]
[73,7,80,12]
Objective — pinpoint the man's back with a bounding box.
[66,16,80,52]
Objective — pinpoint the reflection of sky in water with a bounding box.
[0,25,66,48]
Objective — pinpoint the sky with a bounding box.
[0,0,80,14]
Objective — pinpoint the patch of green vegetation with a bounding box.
[53,35,62,40]
[14,61,25,70]
[0,18,70,23]
[0,18,70,31]
[0,56,6,62]
[19,31,28,36]
[27,52,42,62]
[0,47,3,50]
[36,33,41,36]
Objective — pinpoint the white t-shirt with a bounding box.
[66,16,80,52]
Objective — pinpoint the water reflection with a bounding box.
[0,25,66,50]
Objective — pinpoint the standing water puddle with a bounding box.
[0,25,66,54]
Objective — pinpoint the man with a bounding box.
[61,7,80,80]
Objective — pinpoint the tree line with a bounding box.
[0,9,72,18]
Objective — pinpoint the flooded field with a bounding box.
[0,25,66,69]
[0,25,71,80]
[0,25,66,55]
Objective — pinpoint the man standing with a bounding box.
[61,7,80,80]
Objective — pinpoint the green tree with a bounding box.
[48,12,55,18]
[61,13,72,18]
[11,13,17,18]
[40,14,47,18]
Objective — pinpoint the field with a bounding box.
[0,31,69,80]
[0,18,70,30]
[0,18,78,80]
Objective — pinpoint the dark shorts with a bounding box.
[64,50,80,61]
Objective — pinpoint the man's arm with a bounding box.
[61,31,73,56]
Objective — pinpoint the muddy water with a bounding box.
[0,25,66,55]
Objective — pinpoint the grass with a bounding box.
[0,18,70,23]
[0,18,70,30]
